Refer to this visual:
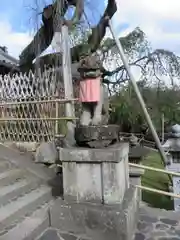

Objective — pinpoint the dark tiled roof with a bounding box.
[0,48,18,65]
[0,60,19,71]
[0,48,19,74]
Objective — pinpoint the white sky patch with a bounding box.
[0,20,32,59]
[112,0,180,54]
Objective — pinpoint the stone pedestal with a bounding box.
[129,145,146,186]
[129,165,145,195]
[59,143,129,204]
[162,124,180,211]
[52,142,141,240]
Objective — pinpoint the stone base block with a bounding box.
[129,166,145,186]
[59,143,129,204]
[74,125,120,148]
[50,186,141,240]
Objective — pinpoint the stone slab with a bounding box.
[129,146,150,160]
[50,186,141,240]
[63,156,129,203]
[0,185,52,232]
[37,228,61,240]
[59,143,129,163]
[37,228,91,240]
[62,143,129,203]
[74,125,120,144]
[134,203,180,240]
[0,178,42,206]
[0,144,55,182]
[129,167,145,178]
[63,162,102,202]
[35,141,58,164]
[0,202,50,240]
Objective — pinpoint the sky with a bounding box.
[0,0,180,60]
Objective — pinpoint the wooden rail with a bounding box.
[129,163,180,177]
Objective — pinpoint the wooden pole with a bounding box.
[61,25,75,118]
[133,184,180,199]
[61,25,76,145]
[55,89,59,135]
[108,20,168,167]
[161,113,165,144]
[129,163,180,178]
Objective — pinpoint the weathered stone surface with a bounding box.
[158,238,180,240]
[50,186,140,240]
[152,231,167,237]
[160,219,178,226]
[4,141,39,153]
[129,166,145,178]
[35,141,58,164]
[37,229,61,240]
[175,230,180,235]
[60,232,78,240]
[60,143,129,203]
[59,143,129,163]
[129,145,150,163]
[134,233,145,240]
[137,221,153,233]
[134,204,180,240]
[63,161,103,202]
[156,223,170,230]
[137,221,149,231]
[74,125,120,148]
[141,215,158,223]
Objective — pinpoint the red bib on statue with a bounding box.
[79,77,101,103]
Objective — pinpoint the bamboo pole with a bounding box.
[133,184,180,199]
[61,24,76,145]
[108,20,168,167]
[55,90,59,135]
[129,163,180,177]
[0,98,79,106]
[62,25,75,120]
[0,117,78,121]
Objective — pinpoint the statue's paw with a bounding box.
[80,117,91,126]
[91,116,102,125]
[80,120,91,126]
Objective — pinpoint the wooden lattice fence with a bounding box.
[0,68,80,142]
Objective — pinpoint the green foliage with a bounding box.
[102,27,149,55]
[110,83,180,132]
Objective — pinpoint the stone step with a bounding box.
[36,228,92,240]
[0,201,52,240]
[0,169,28,187]
[0,161,14,174]
[0,177,42,206]
[0,185,52,232]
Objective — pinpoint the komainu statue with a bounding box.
[75,53,120,148]
[77,54,109,126]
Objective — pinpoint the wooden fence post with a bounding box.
[61,25,76,145]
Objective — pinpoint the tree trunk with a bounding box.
[19,0,117,72]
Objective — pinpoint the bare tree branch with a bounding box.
[19,0,117,72]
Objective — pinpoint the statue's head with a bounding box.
[78,53,102,70]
